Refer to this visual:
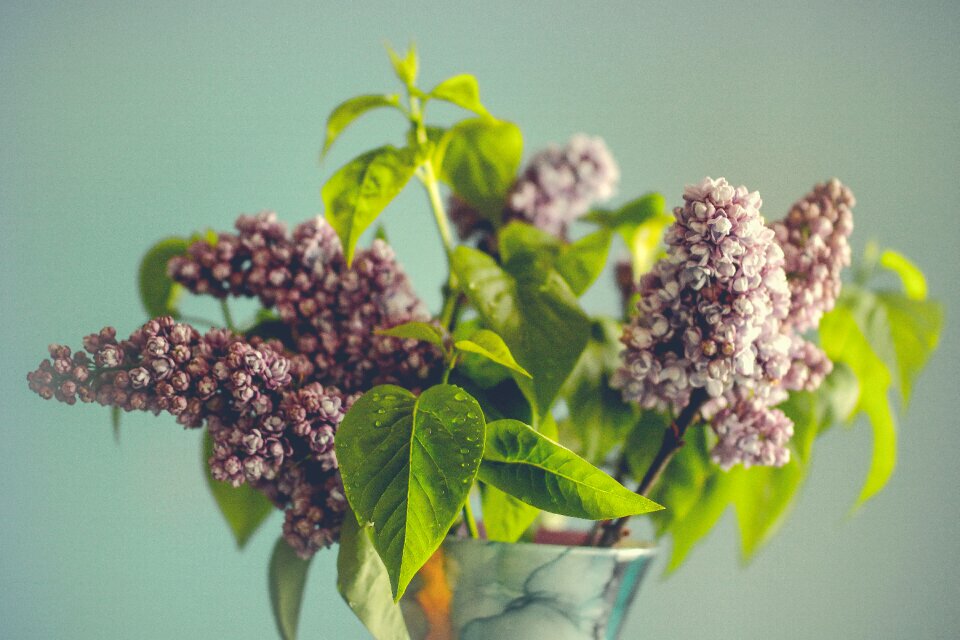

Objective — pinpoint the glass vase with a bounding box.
[399,537,655,640]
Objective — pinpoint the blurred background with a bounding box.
[2,1,958,638]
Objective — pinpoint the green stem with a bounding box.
[462,500,480,539]
[220,300,237,332]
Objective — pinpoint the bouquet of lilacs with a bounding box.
[25,47,942,639]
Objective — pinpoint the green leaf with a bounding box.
[819,362,860,426]
[450,319,511,389]
[499,222,612,297]
[337,515,412,640]
[564,318,639,465]
[455,329,531,378]
[820,303,897,506]
[202,431,273,548]
[585,192,666,232]
[555,229,613,296]
[429,74,487,116]
[268,537,312,640]
[322,145,419,266]
[452,247,590,417]
[376,321,447,349]
[321,94,400,159]
[480,482,540,543]
[386,43,418,87]
[439,118,522,220]
[111,406,121,444]
[879,249,927,300]
[375,224,390,243]
[875,292,943,404]
[478,419,662,519]
[138,237,190,318]
[336,384,485,600]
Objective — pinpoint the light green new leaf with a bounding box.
[820,303,896,506]
[322,145,419,266]
[321,94,400,159]
[337,516,412,640]
[480,482,540,543]
[376,321,447,349]
[439,118,522,220]
[269,537,312,640]
[138,237,190,318]
[455,329,531,378]
[880,249,927,300]
[479,419,662,519]
[429,74,488,116]
[386,43,418,87]
[876,292,943,404]
[335,384,485,600]
[452,246,590,417]
[202,432,273,548]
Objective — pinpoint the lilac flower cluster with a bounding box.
[612,177,791,413]
[169,212,442,393]
[449,134,620,245]
[615,177,855,470]
[28,318,358,557]
[772,178,855,332]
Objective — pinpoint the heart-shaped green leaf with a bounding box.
[202,431,273,548]
[452,246,590,418]
[480,482,539,543]
[478,419,662,519]
[429,74,488,116]
[439,118,522,220]
[138,237,190,318]
[336,384,485,600]
[322,94,401,159]
[322,145,419,266]
[337,515,411,640]
[498,221,611,296]
[454,329,531,378]
[268,537,312,640]
[376,321,447,349]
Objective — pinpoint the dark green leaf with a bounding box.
[429,74,487,116]
[480,482,540,543]
[138,237,190,318]
[322,145,419,266]
[479,419,662,519]
[269,537,312,640]
[337,515,411,640]
[336,384,485,600]
[585,192,666,232]
[439,118,522,220]
[452,247,589,417]
[375,224,390,243]
[321,94,400,159]
[498,221,558,263]
[111,406,121,444]
[202,431,273,548]
[454,329,531,378]
[376,321,447,349]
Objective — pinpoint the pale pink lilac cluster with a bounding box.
[612,177,791,413]
[169,212,442,393]
[772,178,855,332]
[27,318,358,557]
[616,177,855,470]
[449,134,620,245]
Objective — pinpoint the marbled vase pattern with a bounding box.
[400,539,655,640]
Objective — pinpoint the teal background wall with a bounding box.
[2,1,958,638]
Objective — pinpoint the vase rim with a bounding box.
[442,535,657,560]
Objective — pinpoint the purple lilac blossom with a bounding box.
[169,212,442,394]
[27,317,358,558]
[448,134,620,245]
[612,177,791,413]
[710,398,794,470]
[772,178,854,332]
